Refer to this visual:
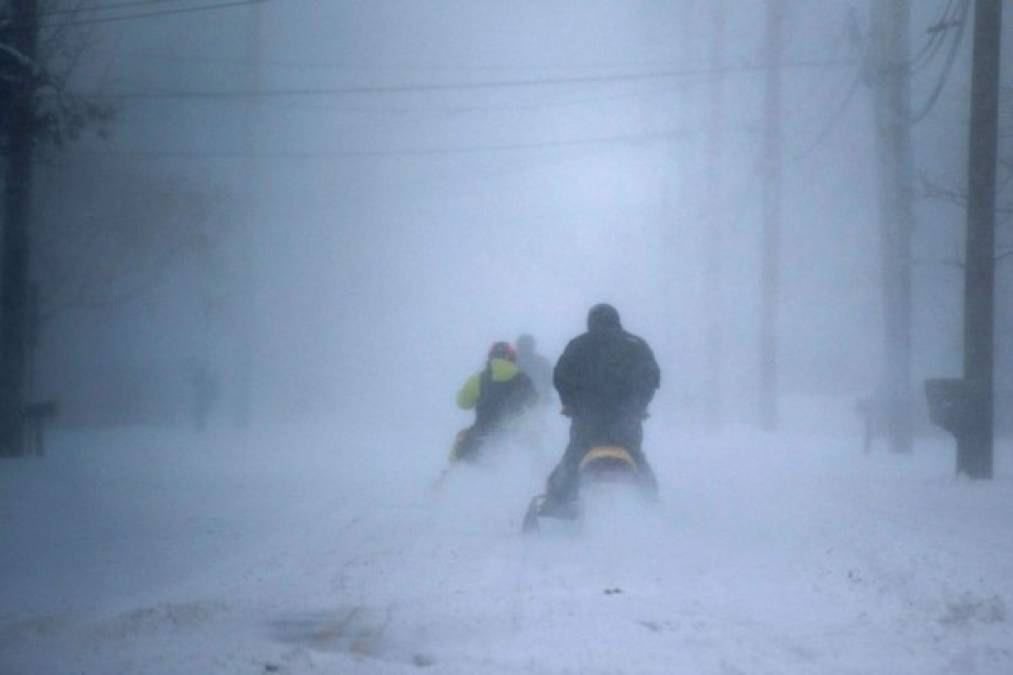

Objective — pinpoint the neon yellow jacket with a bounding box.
[457,358,522,409]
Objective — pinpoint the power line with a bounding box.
[907,0,957,72]
[787,68,864,162]
[88,58,856,101]
[773,8,863,163]
[35,0,210,18]
[906,0,971,124]
[217,82,694,115]
[102,75,699,115]
[93,48,729,73]
[32,0,272,29]
[69,127,690,161]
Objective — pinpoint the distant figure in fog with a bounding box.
[541,304,660,511]
[855,390,888,453]
[451,342,538,462]
[187,362,221,433]
[515,333,553,406]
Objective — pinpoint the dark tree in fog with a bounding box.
[32,166,221,320]
[1,0,113,456]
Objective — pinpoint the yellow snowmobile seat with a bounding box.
[578,446,637,472]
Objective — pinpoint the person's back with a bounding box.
[515,333,553,406]
[542,303,660,508]
[453,342,537,461]
[465,358,534,431]
[554,304,659,421]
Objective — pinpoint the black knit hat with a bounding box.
[587,303,621,332]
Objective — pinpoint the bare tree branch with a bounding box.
[39,0,90,64]
[32,162,225,322]
[911,256,965,269]
[920,175,969,207]
[2,0,117,156]
[0,42,35,71]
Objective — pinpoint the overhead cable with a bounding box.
[907,0,956,73]
[70,127,690,161]
[89,58,857,101]
[93,49,735,74]
[905,0,971,125]
[32,0,273,29]
[787,69,864,162]
[34,0,211,19]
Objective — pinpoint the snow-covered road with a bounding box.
[2,414,1011,674]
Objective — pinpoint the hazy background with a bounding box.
[27,0,1012,440]
[5,4,1013,672]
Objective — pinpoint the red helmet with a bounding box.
[488,341,517,362]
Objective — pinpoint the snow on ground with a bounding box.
[1,405,1012,674]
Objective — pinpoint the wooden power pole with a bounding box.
[1,0,39,457]
[869,0,914,454]
[704,0,726,430]
[760,0,784,432]
[233,1,264,429]
[959,0,1002,479]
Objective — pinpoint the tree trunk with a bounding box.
[1,0,38,457]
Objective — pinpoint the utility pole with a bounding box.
[959,0,1002,479]
[704,0,726,429]
[1,0,39,457]
[233,1,263,429]
[869,0,914,454]
[662,0,697,424]
[760,0,784,432]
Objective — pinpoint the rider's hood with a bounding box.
[488,358,520,382]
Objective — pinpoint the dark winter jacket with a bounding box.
[553,312,660,420]
[517,350,553,403]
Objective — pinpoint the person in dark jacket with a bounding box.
[515,333,554,406]
[452,341,538,462]
[542,303,661,509]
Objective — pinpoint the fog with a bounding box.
[33,0,939,428]
[3,1,1013,673]
[26,1,999,436]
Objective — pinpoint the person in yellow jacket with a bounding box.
[452,341,538,462]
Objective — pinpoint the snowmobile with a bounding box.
[521,445,643,533]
